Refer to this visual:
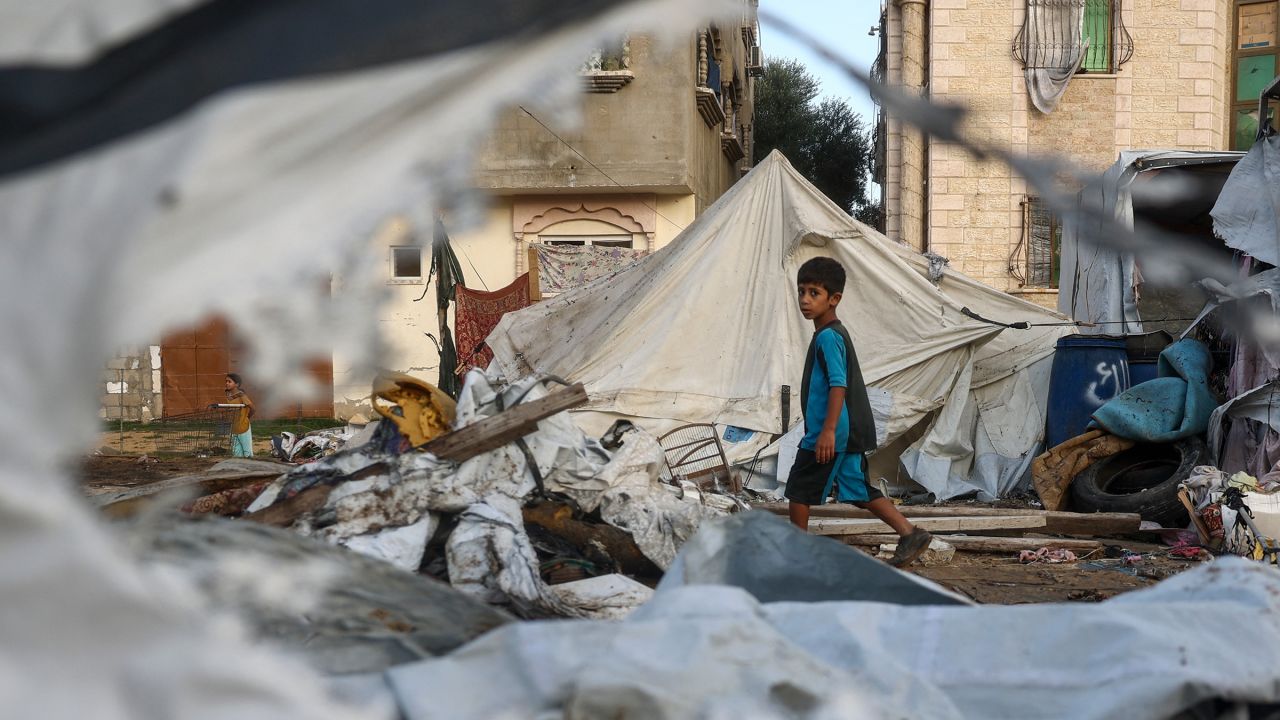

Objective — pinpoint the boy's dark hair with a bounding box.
[226,372,243,388]
[797,257,846,295]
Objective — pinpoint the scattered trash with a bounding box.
[1019,547,1078,564]
[242,370,732,618]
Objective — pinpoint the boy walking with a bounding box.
[786,257,933,567]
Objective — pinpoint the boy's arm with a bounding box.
[815,330,848,463]
[244,395,256,419]
[816,386,846,464]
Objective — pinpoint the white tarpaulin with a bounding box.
[1059,150,1243,330]
[0,0,731,717]
[489,152,1069,499]
[377,514,1280,720]
[1212,135,1280,267]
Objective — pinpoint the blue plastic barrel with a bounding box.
[1125,331,1173,387]
[1046,334,1131,448]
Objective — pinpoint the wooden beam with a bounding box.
[527,246,542,301]
[95,467,286,519]
[839,534,1104,554]
[756,504,1141,537]
[807,515,1049,537]
[243,484,333,527]
[421,383,588,462]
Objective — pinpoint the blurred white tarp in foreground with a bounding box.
[368,513,1280,719]
[0,0,725,716]
[490,152,1071,500]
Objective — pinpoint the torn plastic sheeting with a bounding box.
[1207,379,1280,466]
[340,514,436,572]
[127,514,512,676]
[1211,135,1280,268]
[659,512,968,606]
[250,371,721,615]
[380,558,1280,720]
[387,584,957,720]
[1186,269,1280,370]
[446,499,575,618]
[0,0,736,715]
[548,574,654,620]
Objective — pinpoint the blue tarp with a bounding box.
[1090,339,1217,442]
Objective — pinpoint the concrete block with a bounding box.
[933,194,966,211]
[932,60,969,78]
[1176,128,1213,147]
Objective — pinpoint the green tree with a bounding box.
[753,58,876,223]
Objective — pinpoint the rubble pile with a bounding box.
[234,371,732,618]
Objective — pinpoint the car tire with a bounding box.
[1069,437,1204,527]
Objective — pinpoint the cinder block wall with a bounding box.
[101,345,163,422]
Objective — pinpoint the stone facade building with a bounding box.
[877,0,1275,307]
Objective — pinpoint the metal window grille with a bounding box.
[1025,199,1061,288]
[1014,0,1133,73]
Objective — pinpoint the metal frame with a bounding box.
[1013,0,1132,74]
[656,423,740,493]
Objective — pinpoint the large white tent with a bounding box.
[489,152,1071,499]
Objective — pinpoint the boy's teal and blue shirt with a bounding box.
[799,320,878,453]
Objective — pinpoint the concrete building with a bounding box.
[876,0,1275,307]
[331,14,762,416]
[98,12,761,423]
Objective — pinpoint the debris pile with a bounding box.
[238,370,731,618]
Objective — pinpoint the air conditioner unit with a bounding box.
[746,45,763,77]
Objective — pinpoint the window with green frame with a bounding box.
[1082,0,1113,72]
[1232,0,1280,150]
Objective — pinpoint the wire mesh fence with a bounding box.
[140,407,237,457]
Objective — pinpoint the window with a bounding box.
[541,234,633,249]
[1014,0,1132,74]
[1023,199,1061,289]
[389,246,422,284]
[1081,0,1112,72]
[1232,1,1280,150]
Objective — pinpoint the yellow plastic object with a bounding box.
[370,371,457,447]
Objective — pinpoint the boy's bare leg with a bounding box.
[788,501,810,531]
[855,497,914,536]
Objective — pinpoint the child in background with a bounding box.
[786,257,933,567]
[218,373,255,457]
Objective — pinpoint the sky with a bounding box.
[759,0,881,127]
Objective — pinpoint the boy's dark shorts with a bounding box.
[784,449,883,505]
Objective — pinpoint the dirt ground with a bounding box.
[909,551,1202,604]
[77,456,1208,603]
[81,456,221,493]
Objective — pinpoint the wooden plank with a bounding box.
[1040,512,1141,537]
[243,484,333,527]
[421,383,588,462]
[839,534,1104,554]
[756,503,1141,537]
[808,515,1049,537]
[527,246,542,301]
[94,467,287,519]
